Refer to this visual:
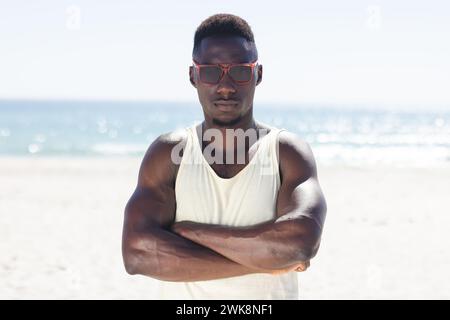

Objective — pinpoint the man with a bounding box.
[122,14,326,299]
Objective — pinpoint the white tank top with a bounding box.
[158,123,299,299]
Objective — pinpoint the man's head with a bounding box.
[190,14,263,127]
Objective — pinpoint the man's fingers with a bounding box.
[269,260,311,275]
[295,261,310,272]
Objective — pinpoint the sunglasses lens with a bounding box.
[229,65,253,82]
[199,66,222,84]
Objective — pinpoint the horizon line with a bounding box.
[0,98,449,112]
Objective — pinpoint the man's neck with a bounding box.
[202,119,257,133]
[202,108,257,133]
[200,114,262,153]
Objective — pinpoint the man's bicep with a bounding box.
[124,185,176,232]
[124,137,178,234]
[276,177,326,230]
[276,132,327,230]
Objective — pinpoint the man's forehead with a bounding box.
[195,36,256,64]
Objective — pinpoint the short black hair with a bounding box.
[193,14,256,57]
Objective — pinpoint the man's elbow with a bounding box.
[296,243,319,262]
[122,246,179,281]
[293,231,321,263]
[123,249,143,276]
[292,218,322,262]
[256,244,316,271]
[122,237,160,277]
[270,237,321,269]
[123,251,168,279]
[124,262,138,275]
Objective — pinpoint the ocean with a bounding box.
[1,100,449,167]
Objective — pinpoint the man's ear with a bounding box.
[256,64,263,86]
[189,66,197,88]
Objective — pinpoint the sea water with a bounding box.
[1,100,449,167]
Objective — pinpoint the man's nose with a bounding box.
[216,73,236,98]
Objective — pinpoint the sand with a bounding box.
[1,156,449,299]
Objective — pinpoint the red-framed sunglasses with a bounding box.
[192,60,258,85]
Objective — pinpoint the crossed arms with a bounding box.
[121,132,326,282]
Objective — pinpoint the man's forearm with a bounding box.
[124,227,266,282]
[172,218,319,271]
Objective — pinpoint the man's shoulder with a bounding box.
[146,129,188,157]
[156,129,188,149]
[278,131,314,160]
[139,129,188,180]
[277,130,317,181]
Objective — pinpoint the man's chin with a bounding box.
[212,115,242,127]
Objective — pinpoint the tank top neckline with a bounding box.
[191,125,276,182]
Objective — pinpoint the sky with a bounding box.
[0,0,449,108]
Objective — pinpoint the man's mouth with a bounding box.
[214,100,238,111]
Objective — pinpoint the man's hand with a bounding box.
[269,260,310,275]
[296,260,310,272]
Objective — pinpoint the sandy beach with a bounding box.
[1,156,449,299]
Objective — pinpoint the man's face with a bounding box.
[190,36,263,126]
